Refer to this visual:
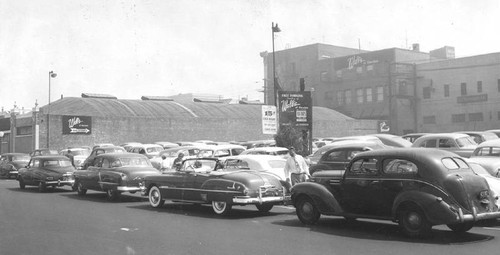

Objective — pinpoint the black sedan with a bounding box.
[74,153,160,201]
[18,155,76,192]
[140,158,288,215]
[0,153,30,179]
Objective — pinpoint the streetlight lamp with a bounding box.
[47,71,57,148]
[272,22,281,106]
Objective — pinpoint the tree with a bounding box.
[274,125,306,155]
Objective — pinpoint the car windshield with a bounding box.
[41,150,58,155]
[474,146,500,156]
[113,157,151,167]
[43,159,72,167]
[456,137,477,147]
[146,147,162,153]
[13,155,30,161]
[72,150,90,156]
[182,159,217,171]
[105,148,126,153]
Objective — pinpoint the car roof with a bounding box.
[415,133,471,140]
[31,155,72,160]
[1,153,29,156]
[225,154,286,161]
[244,146,288,152]
[96,153,148,159]
[353,147,458,159]
[476,138,500,147]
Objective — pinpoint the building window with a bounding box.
[16,126,32,135]
[423,116,436,124]
[376,86,384,102]
[320,71,328,82]
[366,88,373,103]
[345,90,352,104]
[444,84,450,97]
[469,112,484,122]
[336,91,344,105]
[452,114,466,123]
[477,81,482,93]
[461,82,467,95]
[356,88,364,104]
[398,80,408,95]
[422,87,431,99]
[498,79,500,92]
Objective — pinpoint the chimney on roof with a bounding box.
[412,43,420,52]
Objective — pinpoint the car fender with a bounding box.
[98,171,122,190]
[392,190,458,225]
[291,182,344,214]
[201,179,242,203]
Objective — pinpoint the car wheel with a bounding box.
[106,189,120,201]
[38,181,47,192]
[295,196,320,225]
[398,204,432,238]
[447,222,474,233]
[148,186,165,208]
[76,181,87,196]
[212,201,232,215]
[256,203,274,212]
[18,177,25,189]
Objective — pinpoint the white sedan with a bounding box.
[221,154,287,181]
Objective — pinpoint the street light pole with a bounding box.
[47,71,57,148]
[272,22,281,107]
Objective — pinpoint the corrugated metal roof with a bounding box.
[41,97,352,121]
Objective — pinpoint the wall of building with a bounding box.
[416,53,500,132]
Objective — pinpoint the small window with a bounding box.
[345,90,352,104]
[32,159,40,168]
[461,82,467,95]
[383,159,418,174]
[421,139,437,148]
[469,112,483,122]
[442,157,470,170]
[438,139,455,148]
[452,114,466,123]
[349,158,378,175]
[444,84,450,97]
[422,87,431,99]
[376,86,384,102]
[325,151,346,162]
[356,88,364,104]
[102,159,111,168]
[423,116,436,124]
[477,81,482,93]
[366,88,373,103]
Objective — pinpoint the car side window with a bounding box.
[383,159,418,174]
[439,139,454,148]
[215,150,230,157]
[92,157,103,168]
[324,150,346,162]
[101,159,111,168]
[422,139,436,148]
[32,159,40,168]
[96,149,104,155]
[349,158,378,175]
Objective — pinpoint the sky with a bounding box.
[1,0,500,112]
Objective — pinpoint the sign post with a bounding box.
[278,91,313,155]
[262,105,277,135]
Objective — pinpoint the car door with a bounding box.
[79,157,103,190]
[22,159,39,185]
[341,157,380,215]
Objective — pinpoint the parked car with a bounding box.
[308,143,385,175]
[81,146,127,169]
[197,144,246,158]
[370,134,413,147]
[401,133,429,143]
[154,141,179,150]
[150,145,205,170]
[240,147,289,159]
[140,157,289,215]
[221,154,287,181]
[485,129,500,138]
[468,138,500,177]
[29,148,58,157]
[468,162,500,209]
[292,148,500,238]
[411,133,477,157]
[92,143,115,150]
[308,140,389,166]
[128,144,164,159]
[119,142,142,152]
[0,153,30,179]
[18,155,76,192]
[455,131,498,144]
[59,148,91,169]
[74,153,160,201]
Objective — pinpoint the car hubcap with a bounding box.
[301,202,314,218]
[214,202,225,211]
[151,190,160,204]
[407,212,421,228]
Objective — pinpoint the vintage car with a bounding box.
[308,143,386,175]
[128,144,164,159]
[221,155,287,181]
[150,145,205,170]
[468,162,500,209]
[370,134,413,147]
[197,144,246,158]
[291,148,500,238]
[17,155,76,192]
[29,148,58,157]
[74,153,160,201]
[411,133,478,157]
[468,138,500,177]
[455,131,498,144]
[308,140,389,166]
[59,148,91,169]
[81,145,127,169]
[154,141,179,150]
[401,133,429,143]
[140,157,288,215]
[0,153,30,179]
[240,147,289,159]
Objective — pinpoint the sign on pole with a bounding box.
[262,105,277,135]
[278,91,313,155]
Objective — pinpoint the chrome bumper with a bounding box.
[117,186,142,192]
[45,180,75,186]
[233,186,290,204]
[459,207,500,222]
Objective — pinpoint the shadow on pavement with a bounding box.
[272,217,495,245]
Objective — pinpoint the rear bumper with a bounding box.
[233,186,291,204]
[117,186,142,192]
[459,207,500,222]
[45,180,75,186]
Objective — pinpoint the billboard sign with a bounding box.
[261,105,277,135]
[278,91,312,129]
[62,115,92,135]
